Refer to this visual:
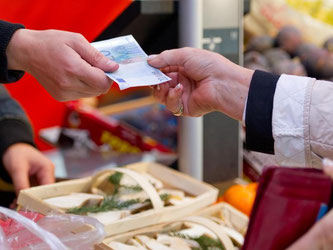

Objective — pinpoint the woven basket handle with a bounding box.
[174,216,234,250]
[91,168,164,210]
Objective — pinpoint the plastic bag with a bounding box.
[0,206,106,250]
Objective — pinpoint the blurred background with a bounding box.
[0,0,332,191]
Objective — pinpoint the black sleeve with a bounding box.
[0,85,34,183]
[0,20,25,83]
[245,70,280,154]
[0,85,34,158]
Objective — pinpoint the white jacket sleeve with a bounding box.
[272,74,333,168]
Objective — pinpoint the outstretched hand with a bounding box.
[6,29,118,101]
[3,143,54,194]
[148,48,253,120]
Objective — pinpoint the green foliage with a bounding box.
[109,172,123,186]
[67,193,170,215]
[169,232,225,250]
[67,172,171,215]
[67,198,140,215]
[160,193,171,202]
[120,185,143,192]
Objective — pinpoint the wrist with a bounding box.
[6,29,30,71]
[215,65,254,121]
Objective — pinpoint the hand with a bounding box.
[148,48,254,120]
[287,159,333,250]
[2,143,55,194]
[6,29,118,101]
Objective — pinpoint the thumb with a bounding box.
[323,158,333,179]
[147,48,193,69]
[71,36,119,72]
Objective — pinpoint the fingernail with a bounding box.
[175,83,182,90]
[156,85,161,91]
[147,54,158,61]
[107,60,118,67]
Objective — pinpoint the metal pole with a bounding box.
[178,0,203,180]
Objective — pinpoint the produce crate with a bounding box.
[195,202,249,236]
[17,162,218,237]
[97,202,248,249]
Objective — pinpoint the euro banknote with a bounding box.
[92,35,171,90]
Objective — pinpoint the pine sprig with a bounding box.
[67,198,140,215]
[67,172,171,215]
[169,232,225,250]
[67,194,170,215]
[109,172,123,185]
[119,185,143,192]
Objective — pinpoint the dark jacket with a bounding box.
[0,20,34,182]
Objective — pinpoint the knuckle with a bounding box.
[62,56,81,74]
[64,63,77,75]
[91,50,105,65]
[183,47,196,55]
[161,50,170,57]
[72,32,84,41]
[58,79,72,90]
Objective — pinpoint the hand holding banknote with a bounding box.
[148,47,253,119]
[92,35,170,90]
[6,29,118,101]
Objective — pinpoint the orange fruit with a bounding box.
[215,195,224,204]
[223,183,258,216]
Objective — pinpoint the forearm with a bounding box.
[0,20,25,83]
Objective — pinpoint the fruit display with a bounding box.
[275,26,303,56]
[286,0,333,26]
[245,26,333,80]
[222,183,258,216]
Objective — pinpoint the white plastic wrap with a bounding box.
[0,206,106,250]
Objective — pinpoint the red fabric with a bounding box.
[0,0,132,150]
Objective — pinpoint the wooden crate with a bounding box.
[97,202,248,250]
[195,202,249,236]
[96,216,235,250]
[17,162,218,237]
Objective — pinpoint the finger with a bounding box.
[148,48,194,69]
[71,35,119,72]
[165,72,179,88]
[323,158,333,179]
[36,160,55,185]
[76,61,114,93]
[166,83,184,113]
[161,66,182,73]
[9,162,30,194]
[153,82,169,104]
